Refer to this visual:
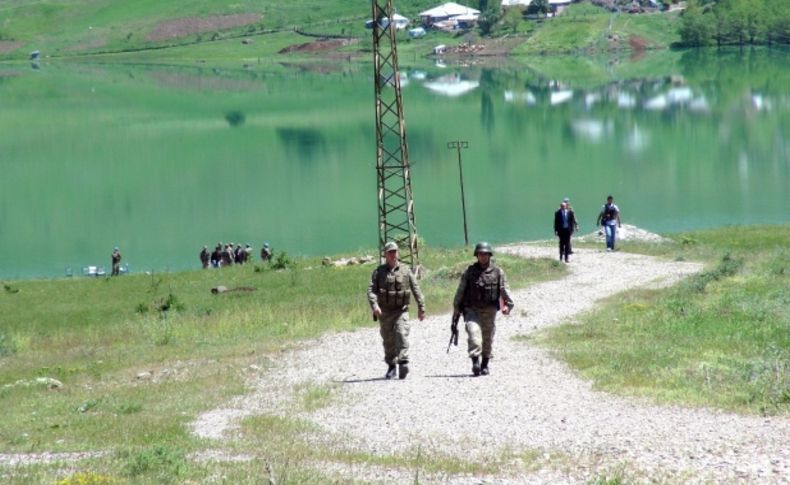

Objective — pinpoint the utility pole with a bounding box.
[371,0,419,270]
[448,140,470,246]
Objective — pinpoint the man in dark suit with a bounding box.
[554,199,578,262]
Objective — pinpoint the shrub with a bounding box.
[271,251,296,270]
[122,445,185,478]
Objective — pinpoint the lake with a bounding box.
[1,48,788,279]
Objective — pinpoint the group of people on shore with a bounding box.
[199,242,272,269]
[553,194,622,262]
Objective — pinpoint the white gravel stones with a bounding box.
[192,244,790,483]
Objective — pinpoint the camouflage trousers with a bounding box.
[379,310,410,365]
[464,307,497,359]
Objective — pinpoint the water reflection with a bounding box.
[0,48,788,278]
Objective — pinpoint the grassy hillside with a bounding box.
[514,2,680,54]
[0,0,444,60]
[0,1,682,62]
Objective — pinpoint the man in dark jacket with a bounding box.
[554,199,578,263]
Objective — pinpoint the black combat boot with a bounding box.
[385,364,397,380]
[398,362,409,380]
[480,357,490,376]
[471,356,481,376]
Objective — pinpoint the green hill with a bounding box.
[0,0,440,60]
[0,0,683,62]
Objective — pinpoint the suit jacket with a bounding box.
[554,208,577,233]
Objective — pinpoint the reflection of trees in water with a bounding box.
[480,91,495,135]
[276,127,328,163]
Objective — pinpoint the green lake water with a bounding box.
[1,48,788,279]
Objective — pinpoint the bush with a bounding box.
[122,445,185,478]
[271,251,296,270]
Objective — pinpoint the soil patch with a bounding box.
[0,41,23,54]
[150,71,263,92]
[146,14,262,42]
[278,38,358,54]
[66,37,108,53]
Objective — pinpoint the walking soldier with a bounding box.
[452,242,514,376]
[367,241,426,380]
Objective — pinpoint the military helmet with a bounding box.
[473,241,493,256]
[384,241,398,252]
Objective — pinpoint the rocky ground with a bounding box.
[192,241,790,483]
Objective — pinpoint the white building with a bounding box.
[419,2,481,26]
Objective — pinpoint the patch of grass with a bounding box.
[120,444,186,480]
[299,382,337,412]
[541,225,790,414]
[514,4,680,55]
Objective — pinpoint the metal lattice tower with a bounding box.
[371,0,419,269]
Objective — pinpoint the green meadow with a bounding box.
[0,247,563,482]
[541,225,790,415]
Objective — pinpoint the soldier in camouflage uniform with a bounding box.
[452,242,514,376]
[367,241,426,380]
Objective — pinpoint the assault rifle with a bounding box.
[447,312,460,353]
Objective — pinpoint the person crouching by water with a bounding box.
[554,199,578,263]
[452,242,514,377]
[111,247,122,276]
[367,241,426,380]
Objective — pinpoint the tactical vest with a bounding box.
[375,265,412,310]
[603,203,617,222]
[463,264,501,308]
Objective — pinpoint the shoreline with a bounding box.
[3,223,788,283]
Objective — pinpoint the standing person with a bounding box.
[596,195,622,251]
[452,242,514,377]
[211,243,222,268]
[367,241,426,380]
[234,244,245,265]
[554,199,578,263]
[199,245,210,269]
[111,247,122,276]
[260,242,272,262]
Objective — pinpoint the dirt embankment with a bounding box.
[146,14,262,42]
[150,71,263,92]
[278,38,358,54]
[0,41,23,54]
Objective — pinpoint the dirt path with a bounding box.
[193,244,790,483]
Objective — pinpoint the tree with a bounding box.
[526,0,551,17]
[502,7,523,33]
[679,0,713,46]
[478,0,502,35]
[765,0,790,44]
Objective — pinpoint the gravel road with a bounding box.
[193,244,788,483]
